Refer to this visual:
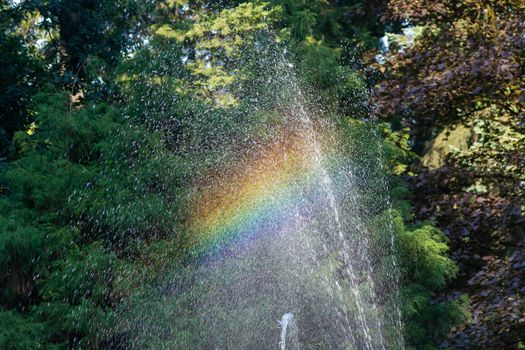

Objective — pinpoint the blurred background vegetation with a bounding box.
[0,1,523,349]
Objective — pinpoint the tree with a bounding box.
[373,1,525,348]
[0,1,474,348]
[0,3,43,153]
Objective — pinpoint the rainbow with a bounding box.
[188,128,326,256]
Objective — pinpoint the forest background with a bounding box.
[1,1,524,349]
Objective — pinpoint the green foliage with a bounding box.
[34,243,118,347]
[0,309,45,350]
[398,222,456,290]
[271,0,387,48]
[0,1,475,348]
[27,0,150,80]
[340,118,468,349]
[0,90,116,347]
[153,2,280,105]
[0,3,43,150]
[0,81,191,347]
[387,206,468,350]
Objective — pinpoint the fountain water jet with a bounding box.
[279,313,299,350]
[115,39,404,350]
